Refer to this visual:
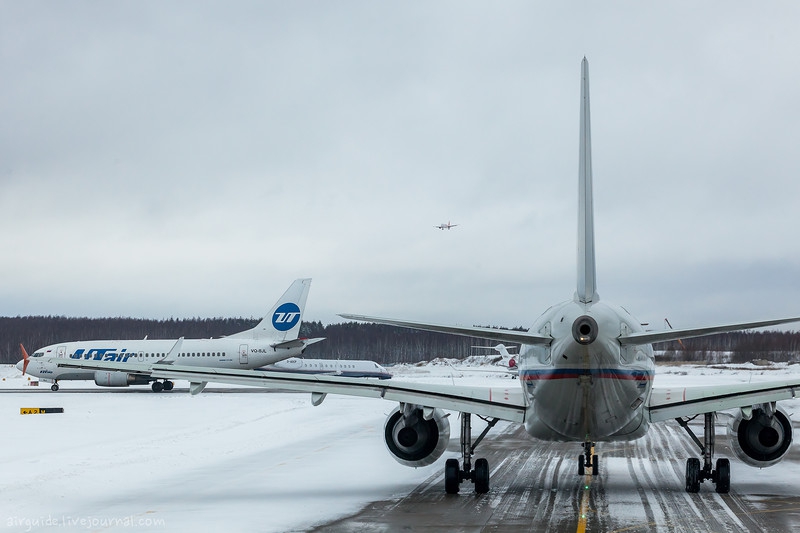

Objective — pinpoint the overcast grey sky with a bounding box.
[2,2,799,332]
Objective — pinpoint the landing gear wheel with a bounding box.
[474,458,490,494]
[163,380,174,391]
[578,455,585,475]
[50,383,59,392]
[445,459,460,494]
[151,381,164,393]
[685,457,701,493]
[592,454,599,476]
[714,458,730,494]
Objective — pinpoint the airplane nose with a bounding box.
[15,360,24,372]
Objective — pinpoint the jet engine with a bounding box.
[727,404,793,468]
[93,371,149,387]
[384,404,450,467]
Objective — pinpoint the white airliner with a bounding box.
[18,279,322,393]
[259,357,392,379]
[44,59,800,496]
[434,221,458,230]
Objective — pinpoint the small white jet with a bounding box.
[434,221,458,230]
[18,279,322,392]
[45,59,800,496]
[471,344,519,376]
[259,357,392,380]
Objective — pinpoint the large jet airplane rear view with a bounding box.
[45,60,800,497]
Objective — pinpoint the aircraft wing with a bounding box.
[647,377,800,422]
[46,358,528,422]
[339,314,552,346]
[619,316,800,346]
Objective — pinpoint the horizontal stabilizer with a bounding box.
[339,314,552,346]
[272,337,325,350]
[619,316,800,346]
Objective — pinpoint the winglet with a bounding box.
[156,337,184,365]
[576,57,599,304]
[19,344,30,375]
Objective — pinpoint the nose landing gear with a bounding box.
[578,441,598,475]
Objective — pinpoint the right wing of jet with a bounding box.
[339,314,552,346]
[46,357,528,422]
[648,377,800,422]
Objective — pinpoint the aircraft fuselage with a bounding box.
[519,299,654,442]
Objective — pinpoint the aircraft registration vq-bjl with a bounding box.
[44,59,800,495]
[19,279,322,393]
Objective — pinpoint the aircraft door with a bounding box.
[56,346,67,358]
[239,345,249,365]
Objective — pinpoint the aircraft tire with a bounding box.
[578,455,585,476]
[51,384,59,392]
[163,380,174,391]
[685,458,701,493]
[151,381,164,393]
[474,458,489,494]
[444,459,460,494]
[715,458,731,494]
[592,454,599,475]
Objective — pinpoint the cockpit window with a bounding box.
[33,352,45,357]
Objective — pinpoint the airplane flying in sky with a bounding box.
[45,59,800,496]
[434,221,458,230]
[259,357,392,379]
[19,279,322,392]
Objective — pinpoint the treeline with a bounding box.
[658,331,800,364]
[1,316,799,365]
[0,316,505,365]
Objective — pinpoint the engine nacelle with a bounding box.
[384,404,450,467]
[93,371,148,387]
[727,404,793,468]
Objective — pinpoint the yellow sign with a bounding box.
[20,408,64,415]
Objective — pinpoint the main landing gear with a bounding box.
[444,412,499,494]
[677,412,730,494]
[578,441,598,475]
[151,380,174,392]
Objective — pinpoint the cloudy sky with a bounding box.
[2,2,799,332]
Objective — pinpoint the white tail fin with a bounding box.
[576,57,599,304]
[228,278,312,341]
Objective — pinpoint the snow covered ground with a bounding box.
[1,360,800,532]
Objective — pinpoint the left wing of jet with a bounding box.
[648,378,800,422]
[46,358,528,422]
[339,314,552,346]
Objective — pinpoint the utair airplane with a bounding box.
[44,59,800,495]
[18,279,322,393]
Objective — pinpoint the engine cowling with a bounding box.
[727,404,793,468]
[93,371,148,387]
[384,404,450,467]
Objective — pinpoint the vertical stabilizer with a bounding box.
[228,278,312,341]
[576,58,599,304]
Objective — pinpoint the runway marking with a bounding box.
[576,474,590,533]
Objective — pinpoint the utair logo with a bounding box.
[272,302,301,331]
